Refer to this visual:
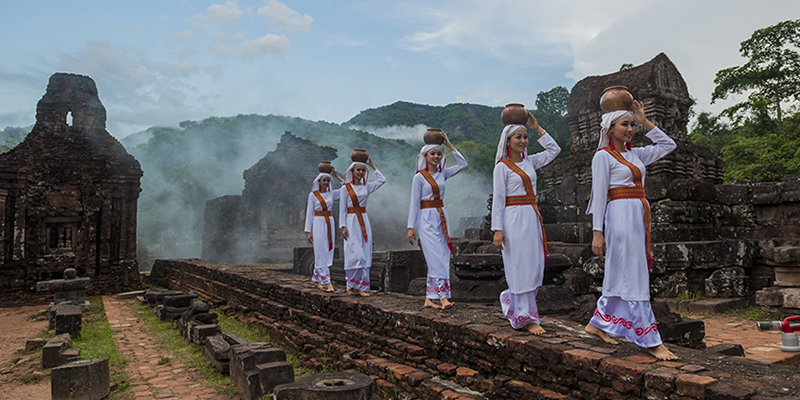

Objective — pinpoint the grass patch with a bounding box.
[71,297,132,399]
[727,305,786,321]
[676,290,701,303]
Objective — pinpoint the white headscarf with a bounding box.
[596,110,634,151]
[344,162,369,185]
[416,144,446,172]
[311,173,333,192]
[586,110,635,214]
[495,124,527,163]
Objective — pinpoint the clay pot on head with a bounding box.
[600,86,634,113]
[501,103,529,125]
[351,149,369,163]
[423,128,445,145]
[318,161,333,173]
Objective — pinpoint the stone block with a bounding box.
[705,343,745,357]
[675,373,717,398]
[192,312,219,324]
[223,332,250,346]
[273,372,373,400]
[686,298,750,314]
[704,267,752,298]
[26,338,45,352]
[755,287,784,307]
[257,361,294,394]
[43,334,78,368]
[668,179,718,202]
[162,293,197,308]
[191,324,221,346]
[782,288,800,309]
[715,184,749,205]
[204,335,231,361]
[156,304,191,321]
[55,303,82,337]
[51,359,110,400]
[144,289,184,307]
[644,367,678,392]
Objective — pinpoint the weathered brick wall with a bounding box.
[149,259,800,400]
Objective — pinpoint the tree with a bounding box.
[619,63,634,71]
[712,19,800,126]
[535,86,569,116]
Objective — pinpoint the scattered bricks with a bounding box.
[466,324,500,342]
[676,374,717,399]
[455,367,479,387]
[191,324,222,346]
[420,379,445,396]
[162,293,197,308]
[645,368,679,392]
[624,355,657,364]
[440,390,461,400]
[387,363,416,381]
[563,349,607,370]
[611,379,640,395]
[526,340,564,367]
[589,346,617,355]
[680,365,706,373]
[479,379,493,392]
[405,371,432,387]
[54,303,82,338]
[424,358,441,370]
[706,382,757,400]
[578,381,600,395]
[599,386,624,400]
[51,359,110,400]
[506,379,536,394]
[256,361,294,394]
[436,362,458,376]
[537,388,570,399]
[656,361,686,369]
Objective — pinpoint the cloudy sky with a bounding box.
[2,0,798,138]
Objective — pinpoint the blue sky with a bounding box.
[2,0,798,138]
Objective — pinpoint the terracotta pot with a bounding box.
[318,161,333,174]
[351,149,369,163]
[423,128,445,145]
[501,103,528,125]
[600,86,634,112]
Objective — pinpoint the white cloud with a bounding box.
[257,0,313,33]
[187,1,243,31]
[209,33,291,61]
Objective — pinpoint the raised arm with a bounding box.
[634,127,677,166]
[529,133,561,170]
[367,169,387,193]
[443,150,468,179]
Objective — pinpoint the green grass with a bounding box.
[676,290,701,303]
[70,297,132,399]
[727,305,786,321]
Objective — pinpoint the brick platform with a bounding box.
[148,259,800,399]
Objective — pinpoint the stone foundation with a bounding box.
[148,259,800,399]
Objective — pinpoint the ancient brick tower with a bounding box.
[0,73,143,301]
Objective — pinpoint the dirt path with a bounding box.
[0,305,51,400]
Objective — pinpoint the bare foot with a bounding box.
[585,324,619,345]
[440,299,455,309]
[358,290,370,297]
[648,344,678,361]
[347,288,355,295]
[325,283,335,292]
[314,282,325,291]
[424,299,443,309]
[526,324,546,335]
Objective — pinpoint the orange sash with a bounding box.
[418,170,453,252]
[312,191,333,251]
[602,147,653,271]
[499,159,548,259]
[344,183,369,243]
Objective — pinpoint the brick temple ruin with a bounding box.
[0,73,143,302]
[202,132,338,263]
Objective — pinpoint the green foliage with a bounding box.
[619,63,634,71]
[0,125,30,153]
[712,19,800,125]
[535,86,569,116]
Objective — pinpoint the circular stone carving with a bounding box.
[273,372,373,400]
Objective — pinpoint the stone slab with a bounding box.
[51,358,110,400]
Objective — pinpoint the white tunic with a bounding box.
[491,134,561,294]
[587,127,677,301]
[338,169,386,271]
[407,150,468,279]
[304,189,340,269]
